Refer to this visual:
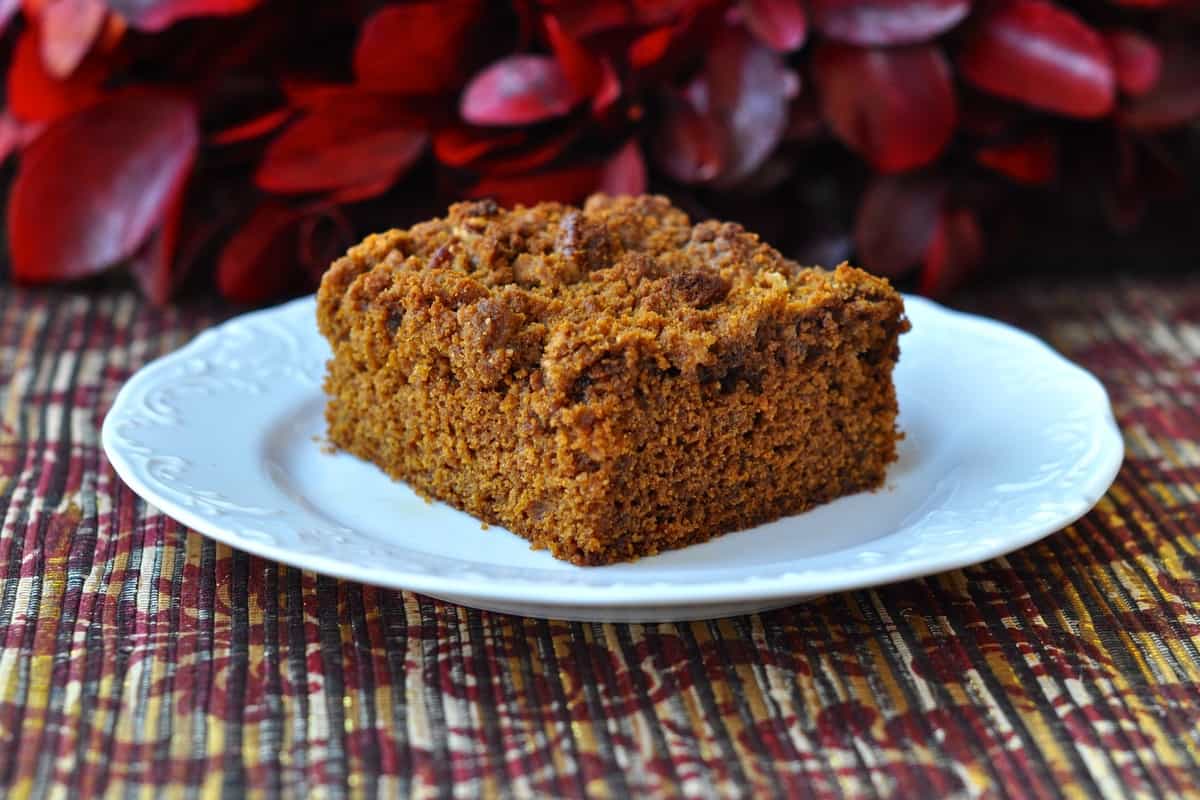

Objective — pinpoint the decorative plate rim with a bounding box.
[101,294,1124,609]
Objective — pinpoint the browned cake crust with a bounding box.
[317,194,909,565]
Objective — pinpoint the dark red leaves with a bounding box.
[435,123,578,182]
[472,126,577,176]
[1118,40,1200,130]
[702,28,797,185]
[460,55,580,126]
[433,126,525,167]
[326,177,397,205]
[653,28,795,186]
[217,203,305,304]
[813,42,957,173]
[551,2,633,38]
[1108,0,1170,7]
[855,174,981,293]
[920,207,983,295]
[9,89,198,283]
[653,92,725,183]
[283,80,365,110]
[975,133,1058,183]
[8,27,106,122]
[0,113,43,165]
[630,26,677,69]
[41,0,108,78]
[958,93,1023,137]
[256,95,426,194]
[742,0,807,52]
[544,15,604,96]
[854,175,945,277]
[1105,31,1162,97]
[810,0,968,46]
[218,203,352,304]
[0,0,18,37]
[4,0,1197,307]
[104,0,261,32]
[592,60,622,116]
[210,108,292,145]
[354,2,483,95]
[129,171,188,305]
[784,92,825,140]
[468,164,601,206]
[600,140,648,195]
[633,0,694,27]
[1102,133,1144,231]
[959,0,1115,118]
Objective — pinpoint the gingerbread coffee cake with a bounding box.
[316,194,908,565]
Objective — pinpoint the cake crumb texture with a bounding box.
[317,194,909,565]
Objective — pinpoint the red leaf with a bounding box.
[551,2,632,38]
[460,55,580,126]
[742,0,807,51]
[256,96,427,194]
[8,27,107,122]
[433,126,526,167]
[282,83,440,127]
[467,163,602,206]
[784,92,825,140]
[128,169,188,305]
[283,80,358,109]
[96,11,127,52]
[8,88,198,283]
[218,203,353,304]
[217,203,304,305]
[958,93,1024,137]
[41,0,107,78]
[630,25,675,69]
[210,108,292,145]
[591,59,622,116]
[544,14,604,95]
[1108,0,1169,8]
[600,140,648,195]
[0,112,45,164]
[0,0,19,36]
[0,114,21,165]
[354,2,483,95]
[975,132,1057,183]
[703,27,797,186]
[1102,133,1145,231]
[958,0,1115,118]
[854,175,945,278]
[813,42,957,173]
[104,0,261,32]
[278,81,444,126]
[810,0,966,46]
[295,208,355,281]
[632,0,693,26]
[473,127,577,177]
[920,207,983,296]
[326,177,397,205]
[1118,39,1200,130]
[652,92,725,183]
[1104,31,1161,97]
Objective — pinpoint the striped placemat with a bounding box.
[1,278,1197,797]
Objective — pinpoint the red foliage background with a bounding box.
[2,0,1198,304]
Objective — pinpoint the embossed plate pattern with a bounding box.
[102,295,1123,622]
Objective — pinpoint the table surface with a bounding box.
[0,276,1198,798]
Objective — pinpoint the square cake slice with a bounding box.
[317,195,908,565]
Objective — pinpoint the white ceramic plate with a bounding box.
[102,295,1122,622]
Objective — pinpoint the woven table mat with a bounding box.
[0,277,1198,798]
